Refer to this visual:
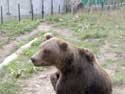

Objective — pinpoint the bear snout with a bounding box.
[31,57,50,66]
[31,57,39,66]
[31,57,41,66]
[31,57,36,63]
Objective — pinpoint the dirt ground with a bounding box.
[20,67,57,94]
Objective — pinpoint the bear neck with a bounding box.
[55,46,93,75]
[55,58,84,76]
[55,63,72,75]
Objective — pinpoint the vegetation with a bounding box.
[0,19,43,94]
[0,19,42,47]
[0,8,125,94]
[0,36,44,94]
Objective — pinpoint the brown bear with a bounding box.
[31,34,112,94]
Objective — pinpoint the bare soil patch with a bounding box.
[20,67,56,94]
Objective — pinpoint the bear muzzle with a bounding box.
[31,57,40,66]
[31,57,49,66]
[31,57,36,63]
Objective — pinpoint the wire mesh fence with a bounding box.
[0,0,65,24]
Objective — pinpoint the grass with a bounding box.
[113,68,125,85]
[102,59,115,68]
[0,19,42,47]
[0,60,33,94]
[0,37,44,94]
[0,80,19,94]
[0,18,44,94]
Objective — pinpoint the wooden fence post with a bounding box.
[51,0,53,15]
[101,2,104,10]
[30,1,34,20]
[41,0,44,18]
[1,6,3,24]
[58,4,61,14]
[65,1,68,13]
[18,4,21,22]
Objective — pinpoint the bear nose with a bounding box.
[31,57,36,63]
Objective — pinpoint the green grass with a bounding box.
[102,59,115,68]
[113,69,125,85]
[0,59,33,94]
[0,80,19,94]
[0,19,41,35]
[0,20,46,92]
[0,19,44,94]
[0,19,42,47]
[0,37,43,94]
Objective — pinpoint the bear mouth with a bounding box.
[33,62,49,67]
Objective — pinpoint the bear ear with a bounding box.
[44,33,53,40]
[79,48,95,65]
[59,41,68,51]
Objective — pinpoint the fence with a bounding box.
[0,0,65,23]
[81,0,125,9]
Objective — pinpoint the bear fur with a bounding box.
[31,34,112,94]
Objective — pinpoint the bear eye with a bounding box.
[43,49,50,54]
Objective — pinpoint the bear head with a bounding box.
[31,34,74,70]
[31,33,96,71]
